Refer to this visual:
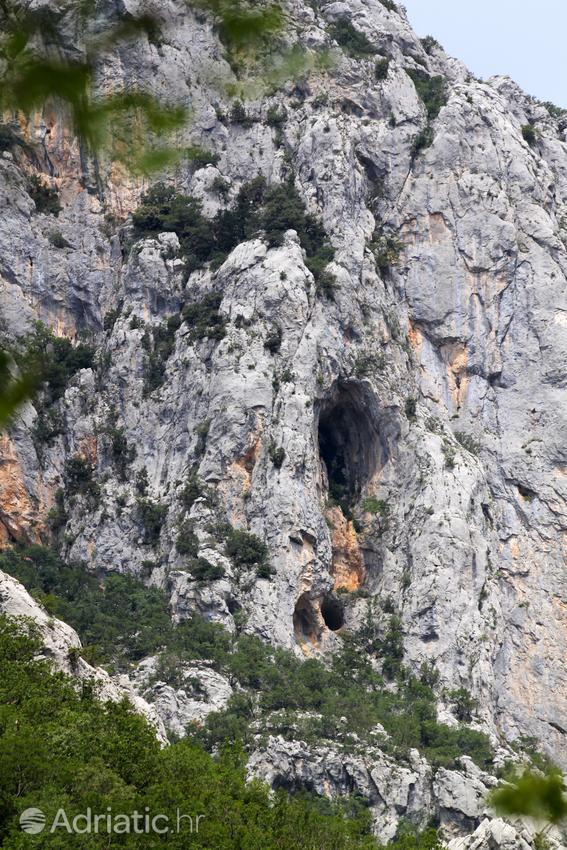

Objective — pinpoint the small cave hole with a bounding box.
[293,593,319,643]
[320,595,345,632]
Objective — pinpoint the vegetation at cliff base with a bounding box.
[0,614,388,849]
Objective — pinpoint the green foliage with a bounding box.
[380,616,404,681]
[48,228,69,248]
[212,174,231,201]
[132,178,334,296]
[411,127,434,157]
[137,498,168,545]
[199,625,493,770]
[0,348,37,431]
[133,185,219,273]
[447,688,477,722]
[182,293,227,341]
[260,181,336,291]
[375,58,390,80]
[142,315,181,395]
[455,431,481,455]
[420,36,441,55]
[186,145,220,168]
[1,545,493,772]
[7,323,93,453]
[177,520,200,557]
[267,105,287,128]
[330,19,376,59]
[20,322,95,406]
[514,736,558,774]
[405,398,417,420]
[230,100,254,127]
[268,442,286,468]
[189,557,225,582]
[362,498,390,518]
[522,123,538,147]
[0,546,172,669]
[181,469,207,511]
[264,324,282,353]
[64,455,99,505]
[370,231,403,274]
[377,828,442,850]
[490,769,567,825]
[0,614,382,849]
[355,353,386,377]
[407,69,447,121]
[107,424,137,480]
[27,175,62,215]
[543,102,566,119]
[225,528,272,577]
[378,0,397,10]
[193,0,285,65]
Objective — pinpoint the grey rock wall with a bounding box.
[1,0,567,844]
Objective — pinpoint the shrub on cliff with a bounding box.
[407,69,447,121]
[329,19,376,59]
[27,175,62,216]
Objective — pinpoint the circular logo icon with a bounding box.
[20,808,46,834]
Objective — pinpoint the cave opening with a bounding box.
[293,593,319,644]
[317,381,385,514]
[320,595,344,631]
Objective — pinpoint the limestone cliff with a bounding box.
[1,0,567,846]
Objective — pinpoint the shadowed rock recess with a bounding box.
[1,0,567,847]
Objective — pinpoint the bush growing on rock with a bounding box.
[189,556,225,582]
[411,126,434,157]
[522,123,538,147]
[406,69,447,120]
[64,455,99,505]
[137,498,167,545]
[329,19,377,59]
[131,178,335,296]
[176,520,199,557]
[27,175,62,215]
[225,527,271,574]
[182,292,227,341]
[374,58,390,80]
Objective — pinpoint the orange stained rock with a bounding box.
[326,505,365,591]
[0,434,42,546]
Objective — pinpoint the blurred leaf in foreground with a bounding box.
[490,769,567,826]
[0,349,37,431]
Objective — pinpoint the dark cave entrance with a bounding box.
[317,382,385,513]
[320,595,344,631]
[293,593,319,643]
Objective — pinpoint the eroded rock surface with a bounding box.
[1,0,567,846]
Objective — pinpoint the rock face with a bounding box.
[1,0,567,845]
[248,736,500,844]
[130,656,233,739]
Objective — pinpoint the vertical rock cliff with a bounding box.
[1,0,566,845]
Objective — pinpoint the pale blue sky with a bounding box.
[401,1,566,107]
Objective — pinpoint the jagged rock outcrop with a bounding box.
[130,655,233,738]
[1,0,567,845]
[248,736,501,844]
